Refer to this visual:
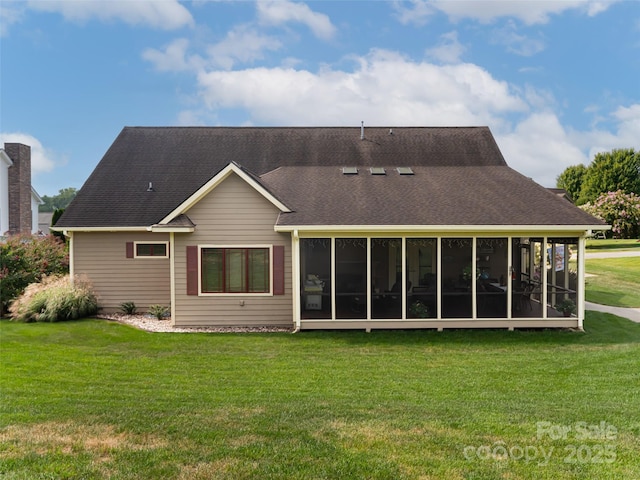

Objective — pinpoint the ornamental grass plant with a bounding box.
[9,274,98,322]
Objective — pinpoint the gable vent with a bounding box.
[397,167,414,175]
[370,167,386,175]
[342,167,358,175]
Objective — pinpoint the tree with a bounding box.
[51,208,66,242]
[578,148,640,204]
[556,164,587,204]
[39,187,77,212]
[581,190,640,239]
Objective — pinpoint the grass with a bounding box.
[586,239,640,251]
[2,315,640,479]
[585,257,640,307]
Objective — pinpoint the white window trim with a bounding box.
[198,244,273,297]
[133,241,169,259]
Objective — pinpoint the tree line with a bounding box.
[39,187,77,212]
[556,148,640,239]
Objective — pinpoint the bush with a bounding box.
[9,275,98,322]
[148,304,169,320]
[119,301,137,315]
[581,190,640,239]
[0,234,69,316]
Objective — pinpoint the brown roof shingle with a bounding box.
[55,126,603,229]
[261,165,603,227]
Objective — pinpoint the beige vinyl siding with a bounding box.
[174,173,292,327]
[73,231,171,313]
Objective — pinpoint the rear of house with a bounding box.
[55,126,607,330]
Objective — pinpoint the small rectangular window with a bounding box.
[134,242,168,258]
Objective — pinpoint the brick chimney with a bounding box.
[5,143,33,235]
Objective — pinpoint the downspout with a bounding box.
[169,232,176,326]
[291,229,301,333]
[67,231,74,282]
[577,235,586,331]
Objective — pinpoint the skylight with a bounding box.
[342,167,358,175]
[370,167,386,175]
[397,167,414,175]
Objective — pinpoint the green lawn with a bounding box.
[2,315,640,479]
[586,239,640,251]
[585,257,640,307]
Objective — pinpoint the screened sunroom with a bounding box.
[293,234,586,330]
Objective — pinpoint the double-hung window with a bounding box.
[201,247,270,293]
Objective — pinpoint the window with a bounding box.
[134,242,168,258]
[201,247,270,293]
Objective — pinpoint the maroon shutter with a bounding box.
[272,245,285,295]
[126,242,134,258]
[186,246,198,295]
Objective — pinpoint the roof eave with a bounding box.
[275,224,611,234]
[148,225,195,233]
[50,226,152,233]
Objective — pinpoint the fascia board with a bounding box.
[159,162,291,225]
[148,226,195,233]
[274,224,610,234]
[50,226,150,233]
[0,150,13,167]
[31,187,43,204]
[0,149,13,167]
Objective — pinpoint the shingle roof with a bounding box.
[55,126,602,229]
[260,165,603,227]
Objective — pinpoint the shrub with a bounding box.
[119,301,137,315]
[148,304,169,320]
[9,275,98,323]
[581,190,640,239]
[0,234,69,316]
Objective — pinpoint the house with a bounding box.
[54,126,607,331]
[1,143,42,236]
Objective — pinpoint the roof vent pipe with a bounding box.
[147,182,154,192]
[360,121,364,140]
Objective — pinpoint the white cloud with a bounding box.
[425,31,465,63]
[207,25,282,70]
[394,0,617,26]
[491,20,546,56]
[0,2,25,37]
[497,104,640,187]
[27,0,194,30]
[578,103,640,159]
[143,26,282,72]
[142,38,198,72]
[496,113,589,187]
[195,49,527,128]
[1,133,57,176]
[393,0,437,26]
[256,0,336,40]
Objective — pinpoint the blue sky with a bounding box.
[1,0,639,196]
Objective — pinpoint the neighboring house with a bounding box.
[548,188,574,203]
[54,127,607,331]
[38,212,54,234]
[0,143,41,236]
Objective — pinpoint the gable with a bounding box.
[159,162,289,225]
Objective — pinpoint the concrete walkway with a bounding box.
[585,250,640,259]
[584,248,640,322]
[585,301,640,323]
